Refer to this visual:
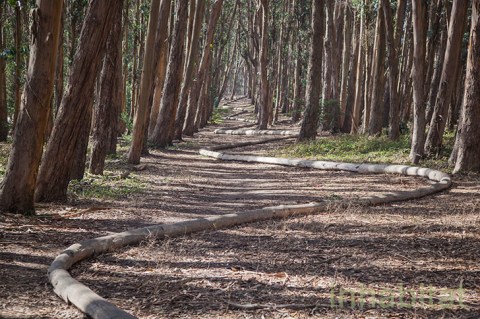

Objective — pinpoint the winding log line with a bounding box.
[214,128,299,135]
[47,136,452,319]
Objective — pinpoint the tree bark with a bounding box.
[173,0,207,141]
[182,0,224,136]
[46,9,65,140]
[453,0,480,173]
[322,0,336,131]
[13,4,22,130]
[0,1,63,213]
[148,0,172,140]
[425,0,468,156]
[351,1,365,133]
[426,11,447,124]
[382,0,402,140]
[292,16,302,123]
[35,0,118,202]
[257,0,269,130]
[150,0,189,147]
[0,3,8,141]
[368,6,386,136]
[339,6,352,130]
[298,0,324,141]
[90,0,124,175]
[129,0,141,121]
[127,0,162,164]
[410,0,427,163]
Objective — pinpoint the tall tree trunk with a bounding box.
[0,3,8,141]
[291,9,303,123]
[46,8,65,141]
[424,0,443,96]
[382,0,402,140]
[13,4,22,129]
[35,0,118,202]
[322,0,336,131]
[425,0,468,156]
[218,31,239,104]
[120,0,130,135]
[453,0,480,173]
[339,6,352,130]
[0,1,63,214]
[273,0,288,124]
[343,13,360,134]
[173,0,207,141]
[150,0,189,147]
[351,1,365,133]
[426,12,447,124]
[90,0,124,175]
[230,59,241,100]
[279,1,293,117]
[148,0,172,140]
[69,98,93,181]
[298,0,324,141]
[368,6,386,136]
[143,0,178,153]
[130,0,141,120]
[128,0,162,164]
[410,0,427,163]
[257,0,269,129]
[182,0,224,137]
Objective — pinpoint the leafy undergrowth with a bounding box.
[210,108,231,124]
[67,136,147,200]
[273,132,456,172]
[0,136,147,201]
[68,171,146,200]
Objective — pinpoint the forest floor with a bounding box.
[1,98,479,319]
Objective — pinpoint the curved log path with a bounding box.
[48,102,452,319]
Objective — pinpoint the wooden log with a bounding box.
[48,133,451,319]
[222,116,258,124]
[214,128,299,136]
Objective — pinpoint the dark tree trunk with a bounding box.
[148,0,172,140]
[291,10,303,123]
[257,0,270,129]
[0,3,8,141]
[46,9,65,140]
[382,0,404,140]
[410,0,427,163]
[368,6,386,136]
[426,13,447,124]
[351,1,365,133]
[0,1,63,213]
[298,0,324,141]
[425,0,468,156]
[150,0,190,147]
[35,0,119,202]
[128,0,162,164]
[90,0,124,175]
[453,0,480,173]
[339,6,352,130]
[182,0,224,137]
[13,4,22,130]
[174,0,207,140]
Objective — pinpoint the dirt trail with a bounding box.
[1,99,479,318]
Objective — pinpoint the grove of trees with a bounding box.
[0,0,479,215]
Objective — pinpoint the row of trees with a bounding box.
[0,0,479,215]
[234,0,479,172]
